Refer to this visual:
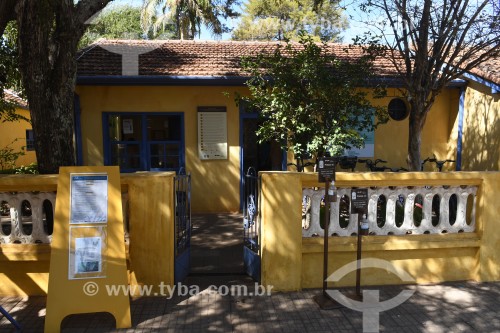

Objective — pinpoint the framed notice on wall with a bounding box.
[197,107,228,160]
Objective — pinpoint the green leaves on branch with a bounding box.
[240,34,388,162]
[232,0,347,42]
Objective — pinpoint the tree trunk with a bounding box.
[16,1,78,174]
[14,0,112,174]
[407,100,427,171]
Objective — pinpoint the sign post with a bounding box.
[45,166,131,332]
[351,188,369,298]
[314,157,342,309]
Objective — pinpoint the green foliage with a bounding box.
[80,5,175,48]
[232,0,347,42]
[240,34,388,169]
[141,0,239,40]
[0,22,25,122]
[15,163,39,174]
[0,139,25,171]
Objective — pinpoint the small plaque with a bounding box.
[318,157,338,183]
[351,188,369,214]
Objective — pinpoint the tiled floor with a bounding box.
[1,214,500,332]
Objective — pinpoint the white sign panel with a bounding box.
[70,173,108,224]
[74,236,102,274]
[198,111,228,160]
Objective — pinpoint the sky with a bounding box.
[106,0,369,43]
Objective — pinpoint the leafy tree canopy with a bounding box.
[239,34,388,171]
[341,0,499,170]
[232,0,347,42]
[79,4,176,49]
[0,21,25,122]
[141,0,239,40]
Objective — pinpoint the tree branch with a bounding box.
[0,0,17,37]
[74,0,114,36]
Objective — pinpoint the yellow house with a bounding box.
[75,40,499,212]
[0,89,36,169]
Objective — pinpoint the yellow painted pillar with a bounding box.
[125,173,175,295]
[478,172,500,281]
[260,172,303,291]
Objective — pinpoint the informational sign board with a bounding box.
[318,157,338,182]
[70,174,108,224]
[198,107,228,160]
[351,188,369,214]
[45,166,131,333]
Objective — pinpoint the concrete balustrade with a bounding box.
[259,171,500,291]
[0,172,175,296]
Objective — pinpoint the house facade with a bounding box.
[75,40,499,212]
[0,89,36,169]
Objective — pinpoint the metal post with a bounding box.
[356,211,363,298]
[322,177,330,296]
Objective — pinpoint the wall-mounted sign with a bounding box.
[197,107,228,160]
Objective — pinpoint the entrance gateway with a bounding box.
[102,111,282,283]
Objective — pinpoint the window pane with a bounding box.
[111,143,141,169]
[147,115,181,141]
[150,143,180,169]
[109,115,142,142]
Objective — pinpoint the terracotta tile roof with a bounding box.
[470,56,500,86]
[76,39,498,86]
[76,39,399,78]
[2,89,28,109]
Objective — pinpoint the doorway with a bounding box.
[239,114,285,209]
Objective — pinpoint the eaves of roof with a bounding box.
[2,89,28,109]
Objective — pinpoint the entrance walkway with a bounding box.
[1,214,500,332]
[190,213,245,275]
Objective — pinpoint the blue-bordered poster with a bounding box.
[70,173,108,224]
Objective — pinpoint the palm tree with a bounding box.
[141,0,239,40]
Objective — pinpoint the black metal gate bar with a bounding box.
[174,170,191,257]
[243,167,259,253]
[243,167,261,282]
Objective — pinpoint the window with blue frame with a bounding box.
[104,113,184,172]
[26,130,35,151]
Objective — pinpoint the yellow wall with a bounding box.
[356,88,459,171]
[1,171,499,296]
[76,86,247,213]
[0,107,36,168]
[260,171,500,291]
[76,85,462,212]
[0,172,174,296]
[460,82,500,171]
[290,87,460,172]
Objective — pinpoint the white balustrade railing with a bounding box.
[1,191,130,244]
[0,192,56,244]
[302,185,477,237]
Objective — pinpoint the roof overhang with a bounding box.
[461,72,500,94]
[77,75,467,88]
[77,75,250,86]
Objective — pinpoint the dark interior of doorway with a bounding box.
[242,117,284,174]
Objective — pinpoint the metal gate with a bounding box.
[174,169,191,283]
[243,167,261,282]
